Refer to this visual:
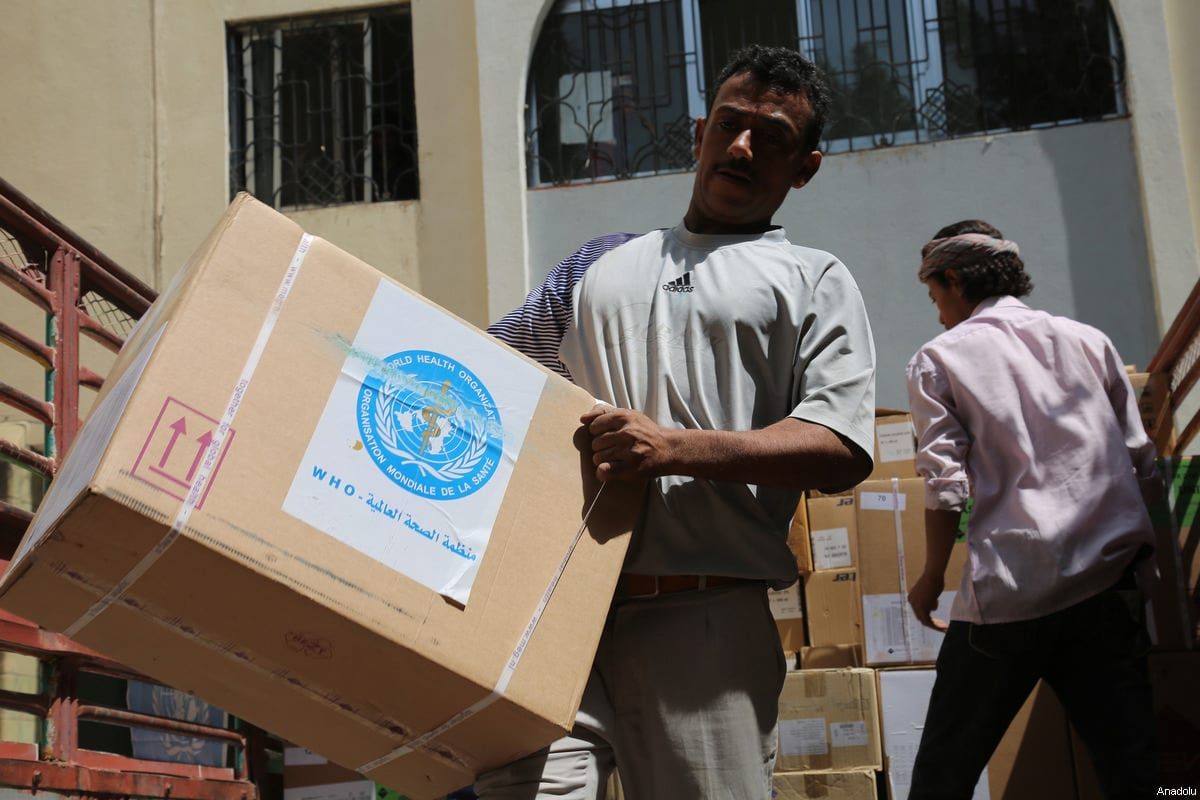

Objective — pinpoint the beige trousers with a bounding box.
[474,581,786,800]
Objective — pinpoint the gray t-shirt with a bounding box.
[489,223,876,586]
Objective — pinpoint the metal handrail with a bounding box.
[0,178,264,799]
[1146,279,1200,454]
[0,175,156,508]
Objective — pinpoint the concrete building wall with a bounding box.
[526,120,1156,408]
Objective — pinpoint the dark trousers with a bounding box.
[908,581,1158,800]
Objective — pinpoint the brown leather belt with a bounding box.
[619,573,749,599]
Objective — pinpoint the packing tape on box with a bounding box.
[63,232,315,639]
[891,477,913,660]
[357,480,608,774]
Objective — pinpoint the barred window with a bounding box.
[526,0,1125,187]
[228,6,418,209]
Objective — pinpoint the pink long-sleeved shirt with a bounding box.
[906,295,1157,624]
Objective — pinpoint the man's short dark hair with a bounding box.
[928,219,1033,302]
[712,44,831,152]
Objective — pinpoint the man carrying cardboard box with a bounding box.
[904,219,1162,799]
[480,45,876,800]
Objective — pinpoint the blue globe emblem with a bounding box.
[356,350,503,499]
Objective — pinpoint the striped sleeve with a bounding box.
[487,233,640,380]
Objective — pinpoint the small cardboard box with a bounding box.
[806,494,858,571]
[803,569,863,648]
[771,769,878,799]
[0,195,635,800]
[775,668,882,772]
[856,478,966,665]
[770,581,807,652]
[877,670,1076,800]
[867,413,918,482]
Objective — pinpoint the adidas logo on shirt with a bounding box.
[662,273,694,293]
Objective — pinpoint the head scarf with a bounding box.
[918,233,1020,281]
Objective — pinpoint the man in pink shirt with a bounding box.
[904,219,1161,799]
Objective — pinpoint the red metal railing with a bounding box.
[0,176,267,799]
[1147,278,1200,455]
[0,175,155,555]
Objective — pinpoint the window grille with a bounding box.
[228,6,419,209]
[527,0,1125,187]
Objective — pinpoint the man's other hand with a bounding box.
[908,572,949,632]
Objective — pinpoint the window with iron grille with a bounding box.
[227,6,418,209]
[527,0,1125,187]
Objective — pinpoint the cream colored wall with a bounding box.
[1165,0,1200,278]
[1109,0,1200,332]
[0,0,475,310]
[0,0,157,278]
[154,0,423,295]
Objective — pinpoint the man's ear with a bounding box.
[791,150,822,189]
[693,117,706,161]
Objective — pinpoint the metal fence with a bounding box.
[526,0,1126,186]
[228,6,419,209]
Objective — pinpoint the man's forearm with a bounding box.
[922,508,961,579]
[658,417,872,490]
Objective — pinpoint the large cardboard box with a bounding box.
[806,493,858,571]
[877,670,1077,800]
[0,195,635,799]
[856,478,966,665]
[804,569,863,648]
[854,479,964,666]
[776,668,882,772]
[772,769,879,799]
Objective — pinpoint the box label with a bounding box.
[863,592,954,664]
[859,490,907,511]
[779,717,828,756]
[283,281,547,604]
[877,420,915,463]
[830,720,868,748]
[769,582,804,620]
[811,526,852,570]
[131,397,235,509]
[283,747,328,766]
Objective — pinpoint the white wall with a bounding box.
[526,120,1156,409]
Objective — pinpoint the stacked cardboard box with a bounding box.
[877,671,1078,799]
[856,478,966,666]
[0,195,637,800]
[771,496,811,658]
[772,769,878,799]
[865,412,918,482]
[773,668,883,797]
